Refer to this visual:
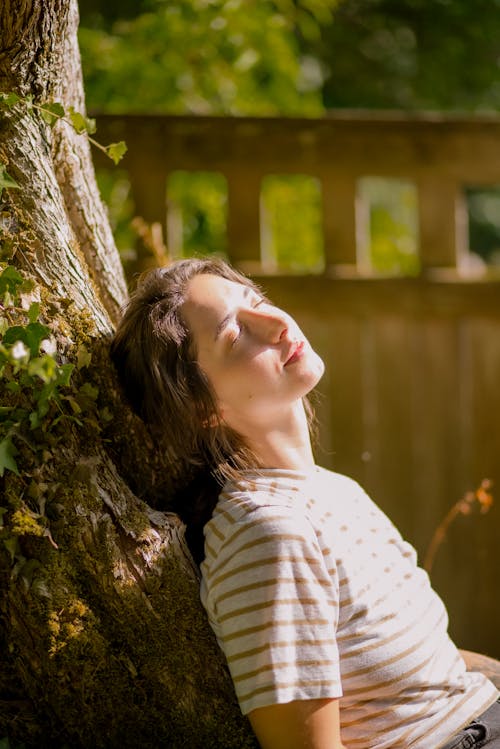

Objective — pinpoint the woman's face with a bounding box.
[181,273,324,434]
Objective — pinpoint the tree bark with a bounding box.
[0,2,256,747]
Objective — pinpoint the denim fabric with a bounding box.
[440,699,500,749]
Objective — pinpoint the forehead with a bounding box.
[181,273,251,340]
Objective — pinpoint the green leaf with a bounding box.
[99,406,114,422]
[0,266,23,296]
[28,355,57,383]
[1,326,25,346]
[64,395,82,414]
[0,91,21,108]
[39,102,65,127]
[2,322,50,357]
[35,388,52,419]
[3,537,19,563]
[28,302,40,323]
[29,411,41,429]
[105,141,127,165]
[0,164,20,199]
[25,322,51,356]
[0,436,19,476]
[77,344,92,370]
[79,382,99,400]
[55,363,73,387]
[68,106,96,135]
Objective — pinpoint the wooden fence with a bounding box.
[95,113,500,658]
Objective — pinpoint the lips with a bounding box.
[284,340,305,366]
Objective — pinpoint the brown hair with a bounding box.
[110,257,316,561]
[110,258,264,560]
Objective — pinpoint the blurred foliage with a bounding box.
[79,0,500,275]
[358,178,419,276]
[316,0,500,112]
[78,0,337,116]
[95,169,136,263]
[466,186,500,268]
[167,172,228,258]
[261,175,324,272]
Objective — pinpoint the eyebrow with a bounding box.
[214,286,253,341]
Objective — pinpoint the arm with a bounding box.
[459,649,500,689]
[248,698,346,749]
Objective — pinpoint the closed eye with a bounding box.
[230,321,242,347]
[230,297,266,346]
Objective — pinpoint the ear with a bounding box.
[203,412,220,428]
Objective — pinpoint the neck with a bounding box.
[236,400,315,471]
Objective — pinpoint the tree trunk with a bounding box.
[0,2,256,747]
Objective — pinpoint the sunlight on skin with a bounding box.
[249,698,346,749]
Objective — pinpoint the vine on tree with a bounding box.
[0,92,127,164]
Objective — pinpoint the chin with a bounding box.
[300,352,325,393]
[310,350,325,379]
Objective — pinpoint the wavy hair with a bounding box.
[110,257,315,561]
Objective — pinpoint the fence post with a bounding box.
[417,176,468,272]
[321,173,359,273]
[226,170,262,269]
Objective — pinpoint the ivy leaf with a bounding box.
[64,395,82,414]
[0,266,23,295]
[77,344,91,370]
[29,411,41,429]
[39,102,65,127]
[79,382,99,400]
[0,92,21,108]
[0,436,19,476]
[0,164,20,199]
[3,322,50,357]
[28,302,40,323]
[99,407,114,423]
[28,355,57,384]
[2,327,26,346]
[55,363,73,387]
[68,107,96,135]
[105,141,127,165]
[3,536,19,562]
[25,322,51,356]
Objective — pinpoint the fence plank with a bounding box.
[325,318,365,479]
[226,171,262,266]
[367,317,415,537]
[321,174,358,270]
[409,319,462,552]
[417,177,468,271]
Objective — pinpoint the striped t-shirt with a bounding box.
[199,466,498,749]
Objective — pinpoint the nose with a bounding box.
[239,306,288,344]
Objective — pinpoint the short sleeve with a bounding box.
[202,506,342,715]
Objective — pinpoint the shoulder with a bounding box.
[206,472,310,541]
[202,492,327,585]
[210,496,317,557]
[313,467,379,513]
[315,466,366,496]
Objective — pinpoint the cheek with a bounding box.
[219,357,277,402]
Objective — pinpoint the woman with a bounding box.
[111,257,499,749]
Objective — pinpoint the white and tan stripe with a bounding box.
[199,467,498,748]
